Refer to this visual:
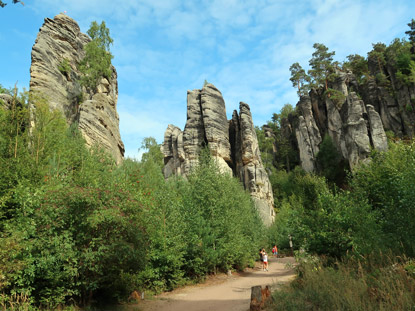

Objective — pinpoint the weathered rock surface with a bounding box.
[342,92,371,169]
[281,68,392,172]
[162,124,185,177]
[162,84,275,226]
[295,96,322,172]
[231,103,275,226]
[30,14,124,164]
[0,94,13,110]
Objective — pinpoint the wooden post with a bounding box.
[250,285,262,311]
[250,285,271,311]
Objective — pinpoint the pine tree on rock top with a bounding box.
[405,18,415,54]
[289,62,310,96]
[308,43,336,91]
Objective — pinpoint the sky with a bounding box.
[1,0,415,159]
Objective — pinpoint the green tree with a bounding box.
[289,62,310,96]
[405,18,415,54]
[351,142,415,256]
[343,54,368,84]
[368,43,387,77]
[315,134,348,185]
[79,21,113,92]
[279,103,294,119]
[308,43,336,91]
[139,137,164,167]
[256,104,298,173]
[272,104,297,171]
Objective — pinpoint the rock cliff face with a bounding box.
[162,84,275,226]
[283,70,391,172]
[30,14,124,164]
[281,40,415,174]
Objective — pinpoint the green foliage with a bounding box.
[58,58,71,77]
[289,62,310,96]
[269,139,415,259]
[368,43,387,75]
[79,21,113,92]
[256,104,298,172]
[255,126,275,170]
[350,141,415,256]
[405,18,415,53]
[308,43,336,91]
[139,137,164,168]
[0,84,12,95]
[396,50,412,75]
[1,93,264,308]
[324,88,346,108]
[375,72,390,87]
[268,166,380,257]
[182,149,264,275]
[343,54,368,84]
[316,133,348,185]
[280,104,294,119]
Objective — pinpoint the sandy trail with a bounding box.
[136,257,296,311]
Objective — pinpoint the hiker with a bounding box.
[262,251,268,271]
[259,248,264,262]
[272,244,278,257]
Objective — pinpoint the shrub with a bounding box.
[58,58,71,77]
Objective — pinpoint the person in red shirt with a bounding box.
[272,245,278,258]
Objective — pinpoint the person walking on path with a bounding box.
[272,245,278,258]
[262,251,268,271]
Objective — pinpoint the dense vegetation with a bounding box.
[0,88,264,309]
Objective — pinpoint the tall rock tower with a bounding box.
[162,83,275,226]
[30,14,124,164]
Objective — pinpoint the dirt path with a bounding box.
[135,257,296,311]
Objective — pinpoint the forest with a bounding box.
[1,15,415,311]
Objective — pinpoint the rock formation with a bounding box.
[29,14,124,164]
[278,38,415,174]
[230,102,275,225]
[162,83,275,226]
[282,70,390,172]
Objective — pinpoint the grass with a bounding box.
[268,252,415,311]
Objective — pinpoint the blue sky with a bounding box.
[1,0,414,159]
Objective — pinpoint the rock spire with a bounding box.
[162,83,275,226]
[30,14,124,164]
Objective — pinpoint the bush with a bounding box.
[350,141,415,256]
[181,150,263,277]
[268,166,380,258]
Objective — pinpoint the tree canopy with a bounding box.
[405,18,415,54]
[308,43,336,91]
[289,62,310,96]
[79,21,114,92]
